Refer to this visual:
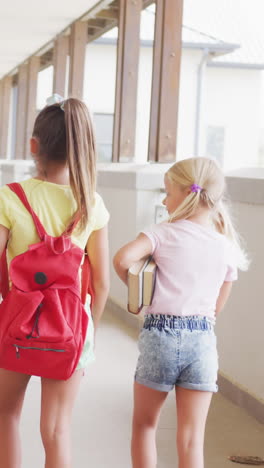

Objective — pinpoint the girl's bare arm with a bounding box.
[215,281,233,315]
[113,233,153,285]
[87,224,110,331]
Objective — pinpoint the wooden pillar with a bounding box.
[68,21,87,99]
[112,0,142,162]
[148,0,183,162]
[0,76,12,157]
[25,56,40,158]
[15,64,28,159]
[53,36,69,96]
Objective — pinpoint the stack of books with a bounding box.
[127,257,157,315]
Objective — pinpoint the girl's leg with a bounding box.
[175,387,213,468]
[40,369,83,468]
[0,369,31,468]
[131,382,168,468]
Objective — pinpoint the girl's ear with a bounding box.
[185,186,192,196]
[30,137,39,156]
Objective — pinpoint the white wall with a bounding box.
[83,43,116,114]
[177,49,204,160]
[84,42,154,161]
[203,66,262,170]
[33,42,263,170]
[18,40,262,171]
[135,46,154,162]
[83,44,204,163]
[216,199,264,397]
[37,66,53,109]
[81,43,263,170]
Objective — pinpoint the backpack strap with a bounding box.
[8,183,80,238]
[0,183,48,299]
[0,249,9,299]
[81,250,94,307]
[8,183,47,240]
[1,183,93,306]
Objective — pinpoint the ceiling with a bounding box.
[0,0,115,79]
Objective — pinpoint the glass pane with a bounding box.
[93,113,114,144]
[206,126,225,166]
[97,144,112,163]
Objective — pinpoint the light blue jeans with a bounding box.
[135,314,218,393]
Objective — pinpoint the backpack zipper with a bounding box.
[14,344,65,359]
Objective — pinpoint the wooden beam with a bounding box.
[68,21,87,99]
[40,49,53,70]
[143,0,155,8]
[15,64,28,159]
[112,0,142,162]
[0,76,12,158]
[88,18,107,29]
[25,56,40,158]
[53,36,69,96]
[148,0,163,162]
[97,9,118,20]
[0,80,5,156]
[12,75,18,87]
[0,81,2,117]
[88,27,96,37]
[148,0,183,162]
[110,0,119,8]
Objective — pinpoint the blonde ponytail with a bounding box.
[212,200,249,271]
[166,157,249,271]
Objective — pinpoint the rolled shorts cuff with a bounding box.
[135,376,173,393]
[177,381,218,393]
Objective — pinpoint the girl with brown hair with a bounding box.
[0,96,110,467]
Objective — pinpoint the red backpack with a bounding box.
[0,183,94,380]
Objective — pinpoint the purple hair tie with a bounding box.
[191,183,202,193]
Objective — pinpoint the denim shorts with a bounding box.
[135,314,218,393]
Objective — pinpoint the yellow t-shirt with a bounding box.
[0,178,109,265]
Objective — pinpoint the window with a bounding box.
[93,113,114,162]
[206,126,225,166]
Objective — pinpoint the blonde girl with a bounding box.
[114,157,247,468]
[0,97,110,468]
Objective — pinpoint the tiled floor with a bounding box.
[20,311,264,467]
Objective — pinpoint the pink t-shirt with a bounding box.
[142,219,238,318]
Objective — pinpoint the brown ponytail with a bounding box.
[32,98,97,232]
[64,98,96,231]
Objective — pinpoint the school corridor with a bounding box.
[20,310,264,468]
[0,0,264,466]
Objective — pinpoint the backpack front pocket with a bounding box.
[0,337,77,380]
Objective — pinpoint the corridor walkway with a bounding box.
[20,311,264,467]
